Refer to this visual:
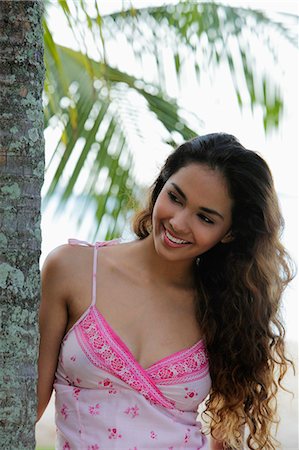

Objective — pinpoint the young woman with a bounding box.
[37,133,294,450]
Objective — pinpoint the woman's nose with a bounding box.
[169,211,190,235]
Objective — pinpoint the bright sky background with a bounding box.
[42,0,298,341]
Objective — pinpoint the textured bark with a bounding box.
[0,1,44,448]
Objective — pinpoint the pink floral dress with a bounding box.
[54,239,212,449]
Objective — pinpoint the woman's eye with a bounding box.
[168,192,181,203]
[197,214,214,225]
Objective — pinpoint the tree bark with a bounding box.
[0,1,44,448]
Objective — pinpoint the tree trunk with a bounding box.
[0,1,44,448]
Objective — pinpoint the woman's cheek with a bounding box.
[195,228,223,249]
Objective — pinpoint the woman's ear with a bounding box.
[221,230,234,244]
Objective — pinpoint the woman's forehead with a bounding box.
[167,163,233,214]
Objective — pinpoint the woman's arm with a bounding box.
[36,246,70,422]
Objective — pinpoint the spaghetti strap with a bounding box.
[68,238,122,308]
[68,238,97,306]
[91,244,98,306]
[92,240,120,306]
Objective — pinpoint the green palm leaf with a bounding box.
[43,1,298,239]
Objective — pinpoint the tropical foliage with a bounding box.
[43,0,298,239]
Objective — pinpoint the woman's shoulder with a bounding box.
[42,242,95,281]
[42,238,132,280]
[41,242,95,305]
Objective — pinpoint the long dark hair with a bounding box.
[133,133,295,449]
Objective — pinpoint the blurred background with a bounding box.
[36,0,298,448]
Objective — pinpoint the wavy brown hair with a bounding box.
[132,133,295,449]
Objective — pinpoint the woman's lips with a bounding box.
[162,226,191,248]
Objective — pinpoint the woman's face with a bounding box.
[152,163,233,263]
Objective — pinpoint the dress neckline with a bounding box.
[63,303,205,372]
[94,305,204,371]
[65,239,205,372]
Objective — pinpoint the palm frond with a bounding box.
[44,39,198,238]
[43,0,298,239]
[104,1,297,131]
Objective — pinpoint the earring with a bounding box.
[196,256,200,266]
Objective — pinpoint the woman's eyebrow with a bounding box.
[170,182,224,220]
[171,182,187,200]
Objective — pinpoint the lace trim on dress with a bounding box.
[75,306,176,410]
[146,343,209,386]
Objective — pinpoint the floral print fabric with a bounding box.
[54,240,212,449]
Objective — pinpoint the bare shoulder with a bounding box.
[42,243,94,300]
[43,243,94,269]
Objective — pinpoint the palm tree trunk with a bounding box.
[0,1,44,448]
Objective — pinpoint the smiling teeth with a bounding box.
[165,229,189,244]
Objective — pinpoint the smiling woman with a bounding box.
[37,133,294,450]
[132,133,295,449]
[151,164,233,261]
